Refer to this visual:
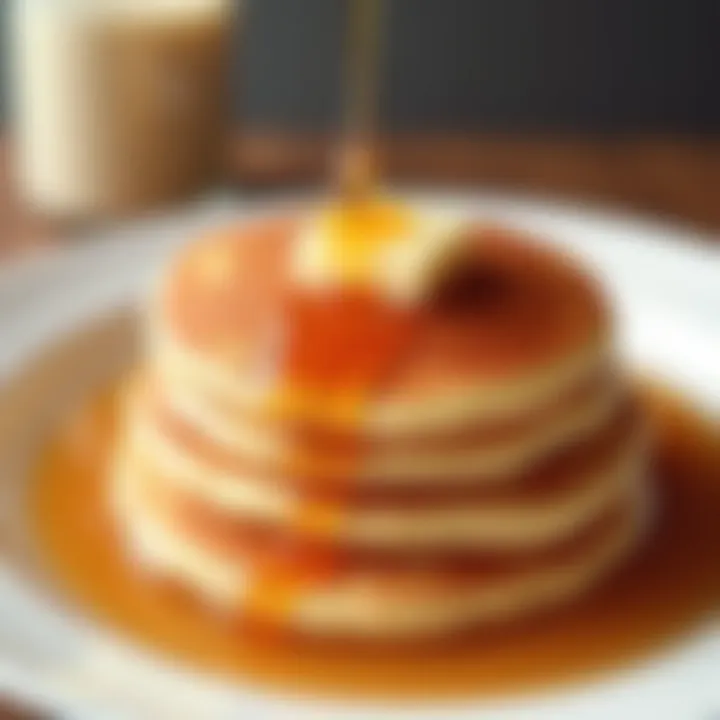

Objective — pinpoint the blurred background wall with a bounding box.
[1,0,719,134]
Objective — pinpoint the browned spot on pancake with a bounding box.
[409,228,607,383]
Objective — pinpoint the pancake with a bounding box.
[118,466,639,575]
[133,370,623,485]
[119,401,646,550]
[111,200,652,640]
[117,432,644,552]
[113,461,646,638]
[154,362,613,453]
[149,219,610,433]
[129,386,636,500]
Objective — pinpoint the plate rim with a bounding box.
[0,190,716,720]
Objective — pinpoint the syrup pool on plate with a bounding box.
[30,378,720,699]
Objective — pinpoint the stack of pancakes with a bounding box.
[113,208,649,639]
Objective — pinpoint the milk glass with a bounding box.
[11,0,234,218]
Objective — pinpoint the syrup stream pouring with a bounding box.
[337,0,385,201]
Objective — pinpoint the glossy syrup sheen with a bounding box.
[29,382,720,700]
[250,201,422,615]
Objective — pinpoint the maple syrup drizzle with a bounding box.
[247,0,413,614]
[249,214,422,619]
[240,0,406,616]
[29,381,720,699]
[336,0,383,200]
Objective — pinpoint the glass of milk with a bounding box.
[10,0,234,219]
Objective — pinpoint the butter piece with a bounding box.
[291,200,468,305]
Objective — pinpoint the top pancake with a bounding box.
[151,215,610,430]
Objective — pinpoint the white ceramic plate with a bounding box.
[0,191,717,720]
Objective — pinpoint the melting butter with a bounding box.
[292,199,468,304]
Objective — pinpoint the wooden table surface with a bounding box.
[229,133,720,232]
[1,134,720,257]
[0,132,717,718]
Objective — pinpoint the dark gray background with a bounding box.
[3,0,719,133]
